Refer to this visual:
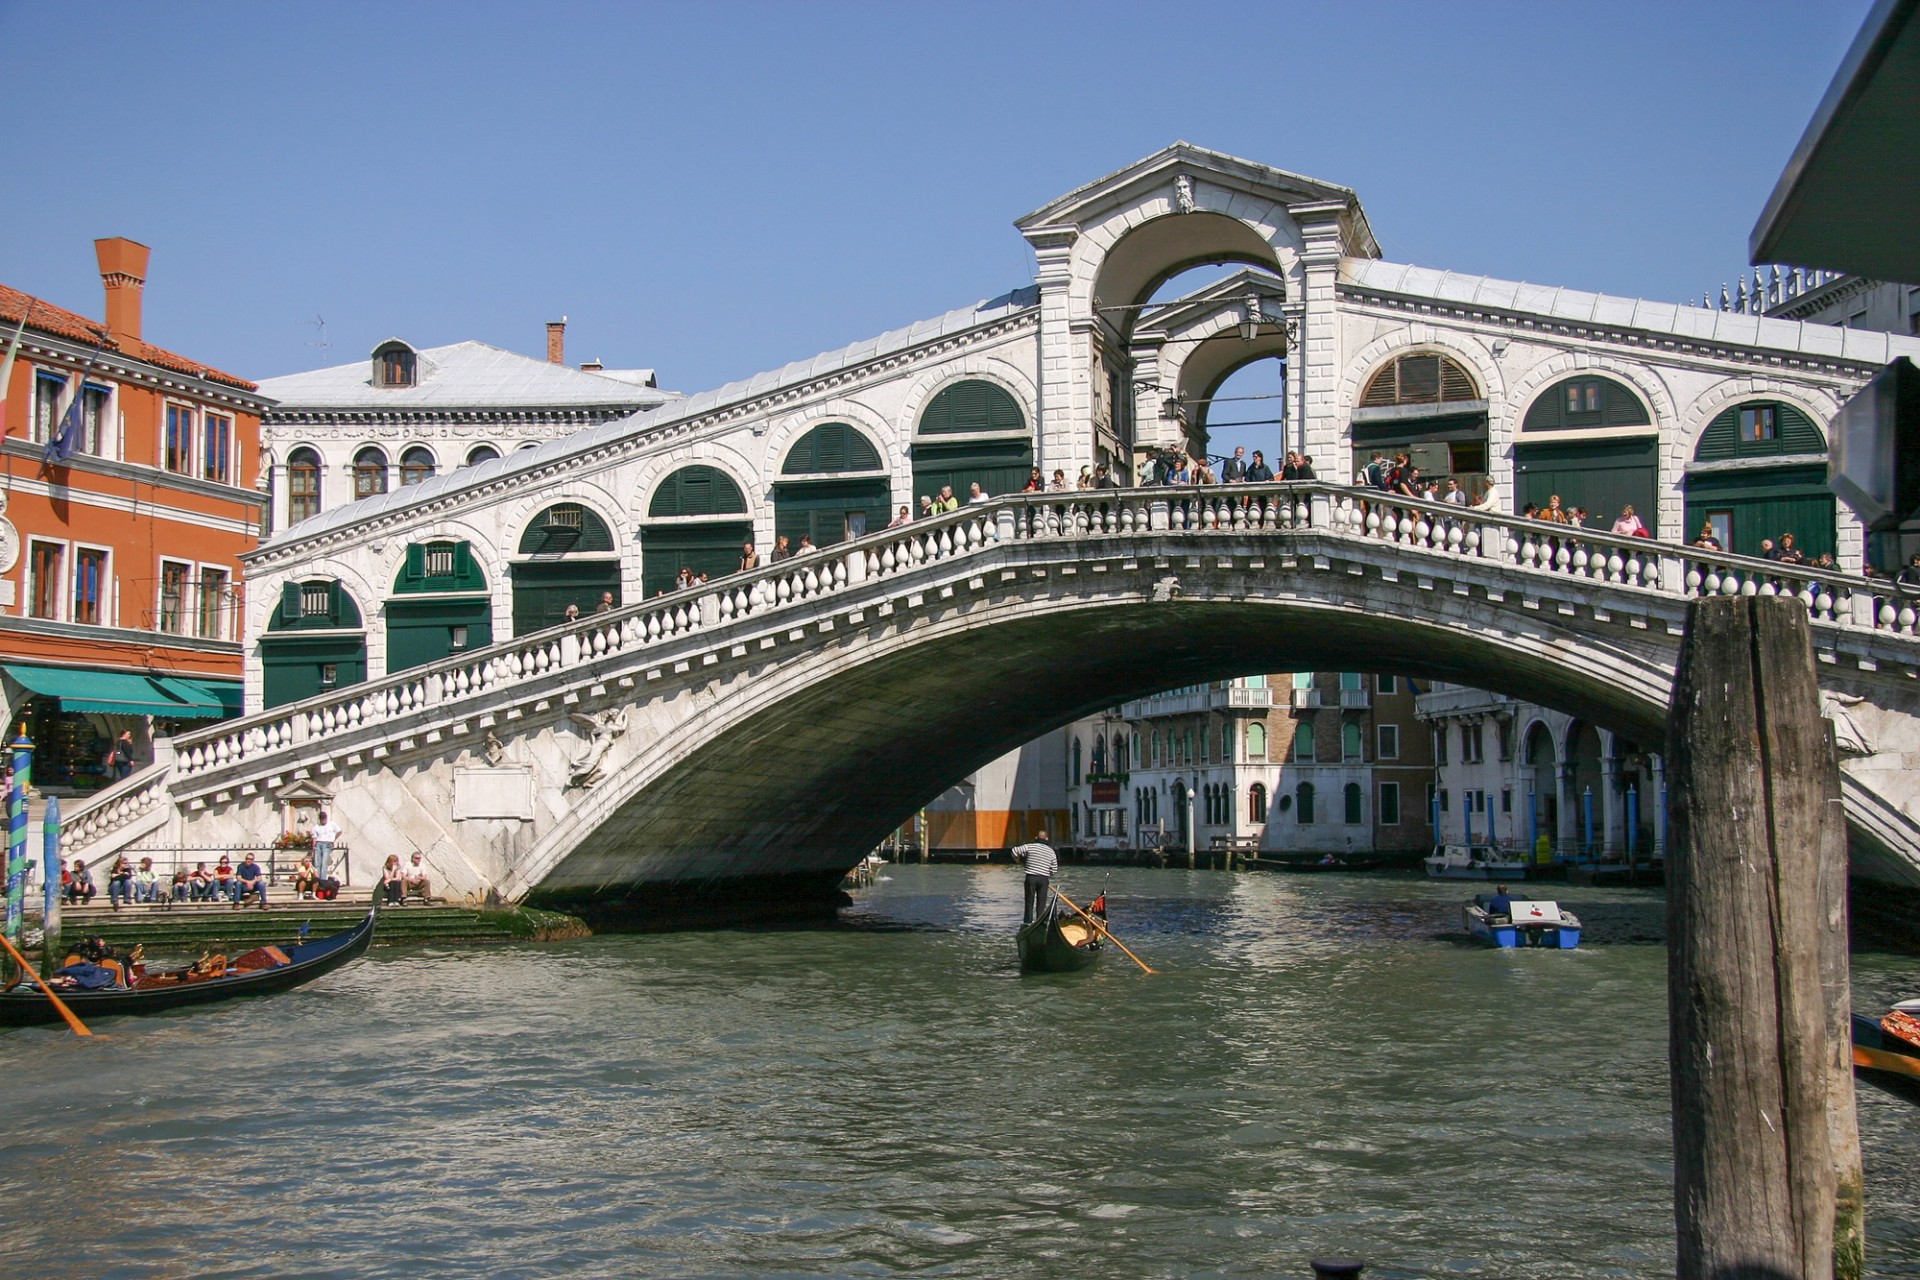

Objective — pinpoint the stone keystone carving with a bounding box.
[484,729,506,766]
[566,707,629,788]
[1175,174,1196,215]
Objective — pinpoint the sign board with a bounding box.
[1090,780,1121,805]
[452,767,535,821]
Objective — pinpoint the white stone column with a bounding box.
[1290,201,1348,467]
[1029,230,1078,476]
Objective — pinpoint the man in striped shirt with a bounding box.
[1014,830,1059,924]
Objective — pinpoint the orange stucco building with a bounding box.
[0,239,268,793]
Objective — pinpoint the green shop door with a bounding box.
[511,561,622,635]
[1513,437,1658,532]
[385,596,494,674]
[639,521,752,597]
[909,438,1033,506]
[773,478,889,550]
[260,634,368,709]
[1684,465,1836,561]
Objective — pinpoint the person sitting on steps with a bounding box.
[402,852,432,905]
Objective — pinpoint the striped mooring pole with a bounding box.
[4,728,32,983]
[40,795,61,978]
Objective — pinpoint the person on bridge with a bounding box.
[1611,505,1647,537]
[934,486,960,514]
[1244,450,1274,483]
[740,541,761,570]
[1222,446,1247,483]
[1014,830,1060,925]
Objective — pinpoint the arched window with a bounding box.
[1522,376,1652,431]
[399,446,436,487]
[371,340,417,389]
[1184,728,1195,764]
[1686,400,1834,560]
[1246,723,1267,759]
[782,423,883,474]
[1359,352,1480,408]
[465,444,500,467]
[1154,731,1164,765]
[519,502,616,555]
[287,447,322,523]
[1342,722,1363,762]
[1344,782,1364,825]
[352,446,389,498]
[649,465,749,517]
[1091,734,1107,774]
[1130,732,1140,770]
[1249,783,1268,824]
[1296,782,1315,824]
[1071,738,1082,787]
[1293,723,1314,762]
[918,380,1025,435]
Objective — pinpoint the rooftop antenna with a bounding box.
[307,314,330,363]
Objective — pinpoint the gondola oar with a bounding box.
[0,931,93,1037]
[1056,890,1154,974]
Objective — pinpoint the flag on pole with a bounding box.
[0,301,33,438]
[42,342,105,467]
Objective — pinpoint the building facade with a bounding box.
[1415,683,1664,860]
[0,239,267,791]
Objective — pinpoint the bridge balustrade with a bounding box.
[59,482,1920,855]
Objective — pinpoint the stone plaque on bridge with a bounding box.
[452,767,535,821]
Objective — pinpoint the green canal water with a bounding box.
[5,863,1920,1278]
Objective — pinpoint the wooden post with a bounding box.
[1666,596,1861,1280]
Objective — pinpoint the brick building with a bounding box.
[0,239,267,792]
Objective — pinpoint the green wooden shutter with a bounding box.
[404,543,425,584]
[280,582,303,623]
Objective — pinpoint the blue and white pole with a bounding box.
[1626,786,1639,865]
[5,729,33,980]
[1582,786,1594,858]
[40,795,60,977]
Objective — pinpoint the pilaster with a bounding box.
[1027,229,1079,476]
[1290,200,1349,465]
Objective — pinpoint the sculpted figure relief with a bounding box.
[566,707,629,788]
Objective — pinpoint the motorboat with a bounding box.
[1463,895,1581,949]
[1424,843,1532,881]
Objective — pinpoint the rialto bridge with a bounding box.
[60,143,1920,906]
[60,487,1920,906]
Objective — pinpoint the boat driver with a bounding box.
[1486,884,1514,920]
[1012,830,1059,925]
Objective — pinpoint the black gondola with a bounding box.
[1016,896,1102,974]
[0,909,375,1028]
[1853,1012,1920,1105]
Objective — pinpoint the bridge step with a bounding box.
[33,901,584,954]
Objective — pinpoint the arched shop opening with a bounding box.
[910,381,1033,504]
[1683,400,1835,560]
[774,423,890,548]
[640,466,751,597]
[261,580,368,709]
[512,502,622,635]
[1348,352,1487,492]
[1514,375,1658,532]
[386,540,492,674]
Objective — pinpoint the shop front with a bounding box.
[2,664,233,792]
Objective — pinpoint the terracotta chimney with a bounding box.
[546,318,566,365]
[95,237,151,343]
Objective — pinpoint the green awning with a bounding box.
[183,679,243,716]
[3,665,227,719]
[149,677,230,718]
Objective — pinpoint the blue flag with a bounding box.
[42,343,105,467]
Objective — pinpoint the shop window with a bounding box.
[320,663,339,689]
[33,372,65,444]
[72,548,106,625]
[165,405,194,473]
[198,568,229,639]
[203,414,232,483]
[28,542,62,619]
[1379,782,1401,825]
[159,561,190,633]
[80,384,110,455]
[353,447,389,498]
[288,448,322,522]
[400,446,436,487]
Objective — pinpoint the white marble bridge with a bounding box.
[61,483,1920,907]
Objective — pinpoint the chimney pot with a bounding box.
[546,318,567,365]
[95,237,151,343]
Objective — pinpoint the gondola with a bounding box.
[1853,1006,1920,1105]
[1017,895,1102,974]
[0,909,375,1028]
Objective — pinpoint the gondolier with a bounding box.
[1013,830,1058,924]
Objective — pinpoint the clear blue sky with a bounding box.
[0,0,1872,405]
